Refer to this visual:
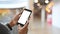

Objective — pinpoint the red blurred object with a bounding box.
[47,14,52,25]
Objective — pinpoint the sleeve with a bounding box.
[5,24,12,31]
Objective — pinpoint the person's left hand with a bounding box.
[9,12,22,27]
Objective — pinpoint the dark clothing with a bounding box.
[0,23,10,34]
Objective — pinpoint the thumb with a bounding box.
[18,24,22,31]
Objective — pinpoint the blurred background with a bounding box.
[0,0,60,34]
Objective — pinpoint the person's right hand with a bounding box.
[18,21,29,34]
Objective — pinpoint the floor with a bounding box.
[28,17,60,34]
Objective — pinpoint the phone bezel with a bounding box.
[18,9,32,27]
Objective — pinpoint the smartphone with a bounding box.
[18,9,32,27]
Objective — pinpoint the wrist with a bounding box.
[9,21,15,27]
[6,24,12,30]
[9,22,13,27]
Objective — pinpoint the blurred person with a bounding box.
[45,1,54,14]
[33,2,42,18]
[0,12,29,34]
[45,1,54,24]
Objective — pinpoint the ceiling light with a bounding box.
[34,0,38,3]
[45,0,49,3]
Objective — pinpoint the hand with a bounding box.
[18,12,31,34]
[9,12,22,27]
[18,21,29,34]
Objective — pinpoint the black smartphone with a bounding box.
[18,9,32,27]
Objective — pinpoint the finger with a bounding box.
[16,15,21,21]
[18,24,22,30]
[14,12,22,20]
[28,15,31,20]
[22,22,29,29]
[16,12,22,17]
[28,17,30,21]
[27,20,29,23]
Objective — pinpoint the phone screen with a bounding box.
[18,9,32,25]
